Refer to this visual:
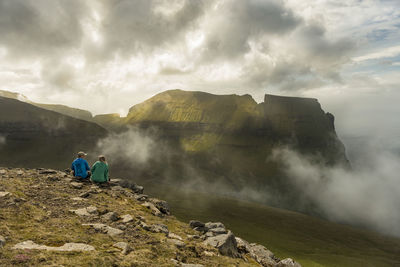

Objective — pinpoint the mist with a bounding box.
[272,144,400,237]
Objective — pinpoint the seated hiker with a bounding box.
[90,155,109,184]
[71,151,91,180]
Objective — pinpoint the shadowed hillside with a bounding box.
[0,97,107,168]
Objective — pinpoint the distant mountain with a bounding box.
[0,90,93,122]
[0,96,107,168]
[95,89,348,211]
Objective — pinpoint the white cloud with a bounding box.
[353,45,400,62]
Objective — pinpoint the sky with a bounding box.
[0,0,399,142]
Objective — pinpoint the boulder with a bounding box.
[12,240,95,251]
[134,194,148,201]
[150,199,170,215]
[102,212,119,222]
[70,182,83,189]
[70,206,98,217]
[205,222,225,229]
[203,231,240,258]
[0,192,11,198]
[121,214,134,223]
[131,184,144,194]
[193,226,209,233]
[276,258,302,267]
[0,235,5,248]
[249,244,277,267]
[141,202,162,217]
[0,169,6,175]
[83,223,123,237]
[235,237,251,254]
[168,233,183,241]
[150,224,169,234]
[167,239,185,248]
[189,220,205,229]
[208,227,227,235]
[113,242,131,255]
[86,206,98,214]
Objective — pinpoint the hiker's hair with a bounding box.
[99,155,106,162]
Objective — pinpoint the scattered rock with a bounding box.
[102,212,119,222]
[0,191,11,198]
[276,258,302,267]
[12,240,95,251]
[83,223,123,237]
[180,264,204,267]
[0,235,6,248]
[205,222,225,229]
[150,198,170,215]
[111,186,124,191]
[193,226,209,233]
[249,243,277,267]
[142,202,162,217]
[189,220,205,229]
[203,231,240,258]
[121,214,134,223]
[70,206,98,217]
[133,194,148,201]
[79,191,91,198]
[113,242,131,255]
[168,233,183,241]
[130,183,144,194]
[39,169,58,175]
[16,170,23,176]
[235,237,251,254]
[208,227,227,235]
[70,182,83,189]
[150,224,169,234]
[71,197,87,202]
[0,169,6,175]
[167,239,185,248]
[203,251,216,257]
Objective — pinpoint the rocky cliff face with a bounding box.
[0,97,107,168]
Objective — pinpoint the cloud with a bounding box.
[353,45,400,62]
[272,146,400,237]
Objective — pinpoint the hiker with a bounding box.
[91,155,109,184]
[71,151,91,180]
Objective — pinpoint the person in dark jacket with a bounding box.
[71,151,91,180]
[91,155,109,184]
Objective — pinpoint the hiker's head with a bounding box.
[77,151,87,158]
[99,155,106,162]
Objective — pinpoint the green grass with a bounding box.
[145,186,400,267]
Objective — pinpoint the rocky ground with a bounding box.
[0,167,301,267]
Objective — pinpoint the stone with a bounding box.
[0,192,11,198]
[39,169,58,175]
[168,233,183,241]
[235,237,251,254]
[70,206,98,217]
[16,170,24,175]
[150,198,170,215]
[203,251,216,257]
[83,224,123,237]
[134,194,148,201]
[71,182,83,189]
[249,244,277,267]
[130,183,144,194]
[113,242,131,255]
[102,212,119,222]
[140,221,151,231]
[12,240,95,251]
[79,191,91,198]
[189,220,205,228]
[208,227,227,235]
[111,186,124,191]
[205,222,225,229]
[180,264,204,267]
[0,169,6,175]
[142,202,162,217]
[203,231,240,258]
[167,239,185,248]
[193,226,209,233]
[150,224,169,234]
[0,235,6,248]
[121,214,134,223]
[86,206,98,214]
[276,258,302,267]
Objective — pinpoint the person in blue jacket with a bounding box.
[71,151,91,180]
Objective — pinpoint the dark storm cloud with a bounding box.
[199,0,301,61]
[97,0,206,58]
[0,0,88,59]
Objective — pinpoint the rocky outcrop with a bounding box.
[12,241,95,252]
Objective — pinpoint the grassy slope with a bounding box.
[146,187,400,267]
[0,168,260,267]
